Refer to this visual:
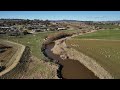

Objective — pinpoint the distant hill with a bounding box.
[50,20,82,23]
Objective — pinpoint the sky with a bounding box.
[0,11,120,21]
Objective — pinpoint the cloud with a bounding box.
[86,16,107,19]
[94,16,107,18]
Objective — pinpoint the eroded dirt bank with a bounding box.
[46,43,98,79]
[51,38,114,79]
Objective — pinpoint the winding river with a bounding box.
[45,43,98,79]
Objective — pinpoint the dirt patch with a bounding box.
[15,55,58,79]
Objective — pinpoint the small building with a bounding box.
[0,27,11,30]
[57,27,66,30]
[0,26,11,34]
[31,26,48,32]
[7,29,22,36]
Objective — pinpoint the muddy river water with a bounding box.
[45,43,98,79]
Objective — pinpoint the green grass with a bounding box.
[0,29,76,60]
[0,32,53,59]
[75,29,120,40]
[94,24,120,29]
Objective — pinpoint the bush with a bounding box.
[41,32,73,52]
[46,32,73,42]
[23,30,29,35]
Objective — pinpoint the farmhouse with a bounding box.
[31,27,48,32]
[0,27,11,30]
[0,26,23,36]
[57,27,66,30]
[7,28,22,36]
[26,24,48,32]
[0,26,11,34]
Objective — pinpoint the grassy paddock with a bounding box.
[66,29,120,78]
[74,29,120,40]
[66,39,120,78]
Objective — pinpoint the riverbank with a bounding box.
[42,36,98,78]
[45,42,98,79]
[42,30,114,79]
[51,37,114,79]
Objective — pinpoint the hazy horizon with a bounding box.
[0,11,120,21]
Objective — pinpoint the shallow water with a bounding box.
[45,43,98,79]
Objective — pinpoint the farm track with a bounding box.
[0,48,17,67]
[0,40,25,77]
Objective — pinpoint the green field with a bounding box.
[75,29,120,40]
[66,29,120,78]
[94,24,120,29]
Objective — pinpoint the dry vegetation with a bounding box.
[0,41,58,79]
[0,55,58,79]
